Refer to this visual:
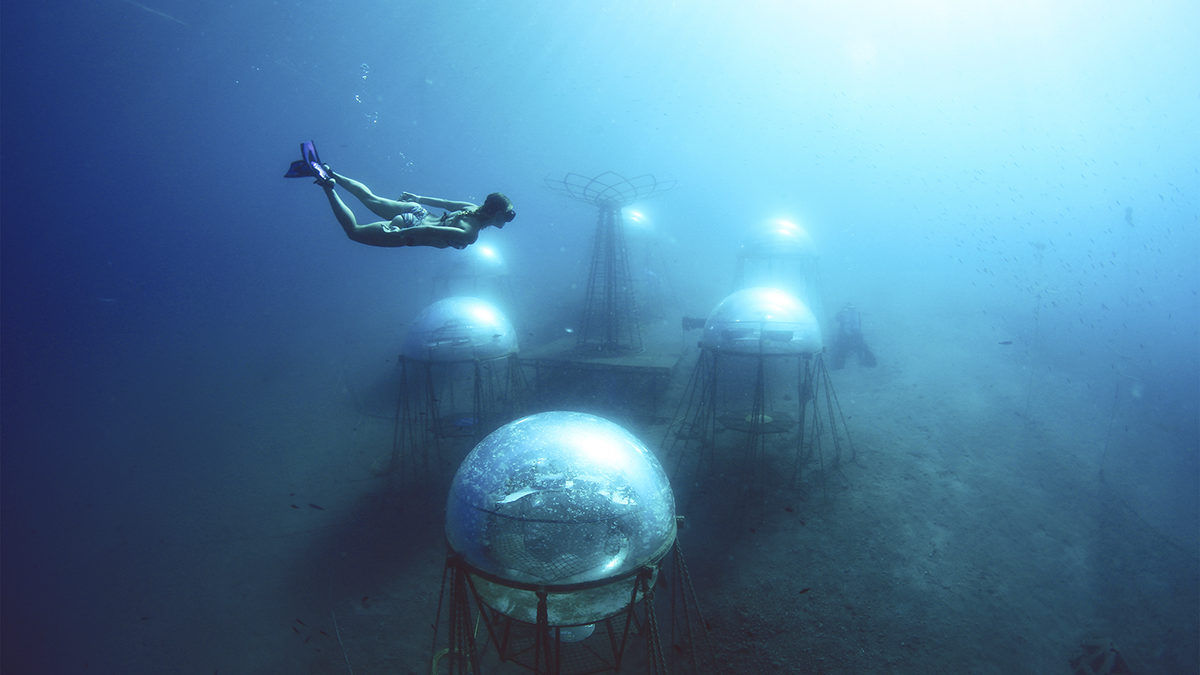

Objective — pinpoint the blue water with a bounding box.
[3,1,1198,672]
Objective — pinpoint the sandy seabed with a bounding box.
[72,305,1196,674]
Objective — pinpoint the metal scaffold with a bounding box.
[546,171,676,355]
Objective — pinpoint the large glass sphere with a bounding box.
[445,411,676,625]
[701,287,823,355]
[402,296,517,362]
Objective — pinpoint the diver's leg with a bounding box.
[859,341,878,367]
[830,340,847,369]
[323,185,364,238]
[328,170,406,219]
[323,186,410,246]
[851,338,864,365]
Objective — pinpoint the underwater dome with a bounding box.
[700,287,823,355]
[445,411,676,625]
[740,219,817,258]
[401,296,517,362]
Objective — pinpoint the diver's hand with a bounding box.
[401,192,420,203]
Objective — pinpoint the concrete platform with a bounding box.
[521,335,684,423]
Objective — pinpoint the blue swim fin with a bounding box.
[284,141,331,183]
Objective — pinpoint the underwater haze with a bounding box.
[2,0,1198,672]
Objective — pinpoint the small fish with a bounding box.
[798,587,811,594]
[308,503,325,511]
[497,488,538,504]
[120,0,188,26]
[998,340,1013,345]
[296,618,307,626]
[290,504,299,509]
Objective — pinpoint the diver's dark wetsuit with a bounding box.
[831,304,877,369]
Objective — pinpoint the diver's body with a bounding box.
[831,304,877,369]
[319,170,515,249]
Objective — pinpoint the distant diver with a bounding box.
[830,303,877,369]
[285,141,515,250]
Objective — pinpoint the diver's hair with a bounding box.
[477,192,516,223]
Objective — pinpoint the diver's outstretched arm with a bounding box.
[330,170,410,220]
[403,192,475,212]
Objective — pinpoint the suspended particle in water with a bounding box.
[354,94,363,104]
[360,63,370,81]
